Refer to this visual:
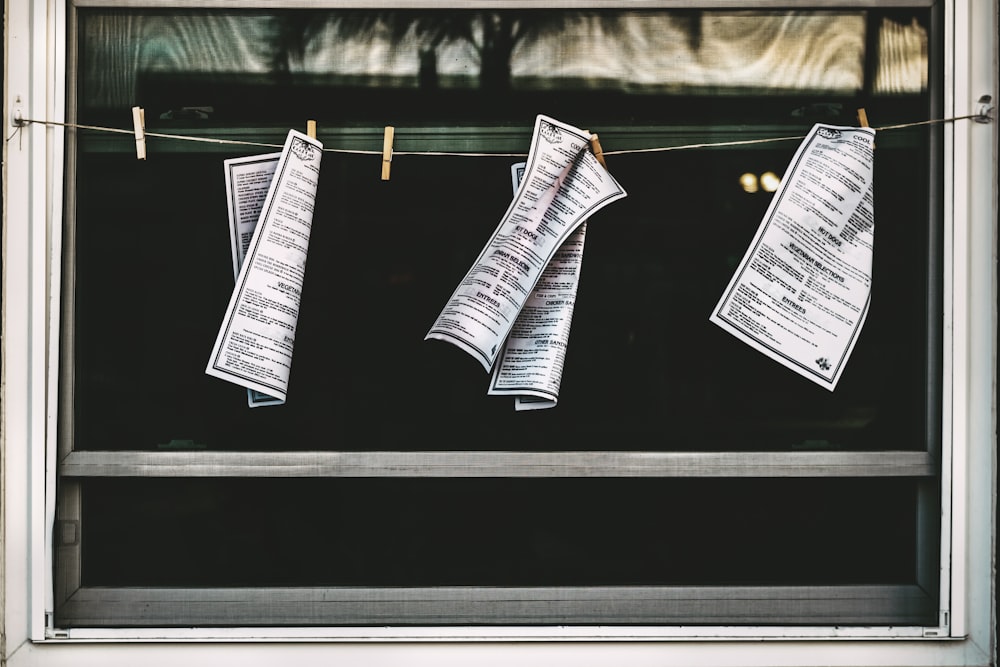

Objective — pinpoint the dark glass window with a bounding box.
[58,6,941,629]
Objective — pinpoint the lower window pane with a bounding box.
[80,477,921,588]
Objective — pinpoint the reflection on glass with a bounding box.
[760,171,781,192]
[79,9,929,117]
[739,172,759,193]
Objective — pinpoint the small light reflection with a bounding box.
[760,171,781,192]
[740,171,782,194]
[739,172,759,193]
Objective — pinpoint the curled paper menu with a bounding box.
[222,150,282,407]
[207,129,322,403]
[426,115,627,376]
[487,163,589,411]
[710,123,876,390]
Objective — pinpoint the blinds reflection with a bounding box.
[79,9,929,112]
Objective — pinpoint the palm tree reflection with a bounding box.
[278,10,584,92]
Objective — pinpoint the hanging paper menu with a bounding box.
[426,115,626,373]
[222,151,283,407]
[206,129,322,402]
[710,123,876,390]
[487,162,589,410]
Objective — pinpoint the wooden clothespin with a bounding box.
[589,133,607,169]
[306,120,317,139]
[131,106,146,160]
[857,108,874,150]
[381,126,395,181]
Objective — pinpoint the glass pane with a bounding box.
[78,8,930,125]
[80,477,922,588]
[70,7,938,452]
[73,130,934,452]
[62,5,943,631]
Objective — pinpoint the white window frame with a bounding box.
[2,0,995,664]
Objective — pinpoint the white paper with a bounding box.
[487,162,588,410]
[710,123,876,390]
[425,115,626,372]
[207,129,323,402]
[226,152,279,275]
[223,152,283,407]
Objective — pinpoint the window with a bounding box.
[2,0,993,659]
[50,3,950,631]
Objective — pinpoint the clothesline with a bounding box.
[9,113,990,156]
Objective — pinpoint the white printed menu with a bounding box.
[710,123,876,390]
[487,162,589,410]
[221,151,282,407]
[426,115,626,377]
[207,129,322,403]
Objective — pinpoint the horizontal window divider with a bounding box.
[59,450,936,478]
[57,584,936,628]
